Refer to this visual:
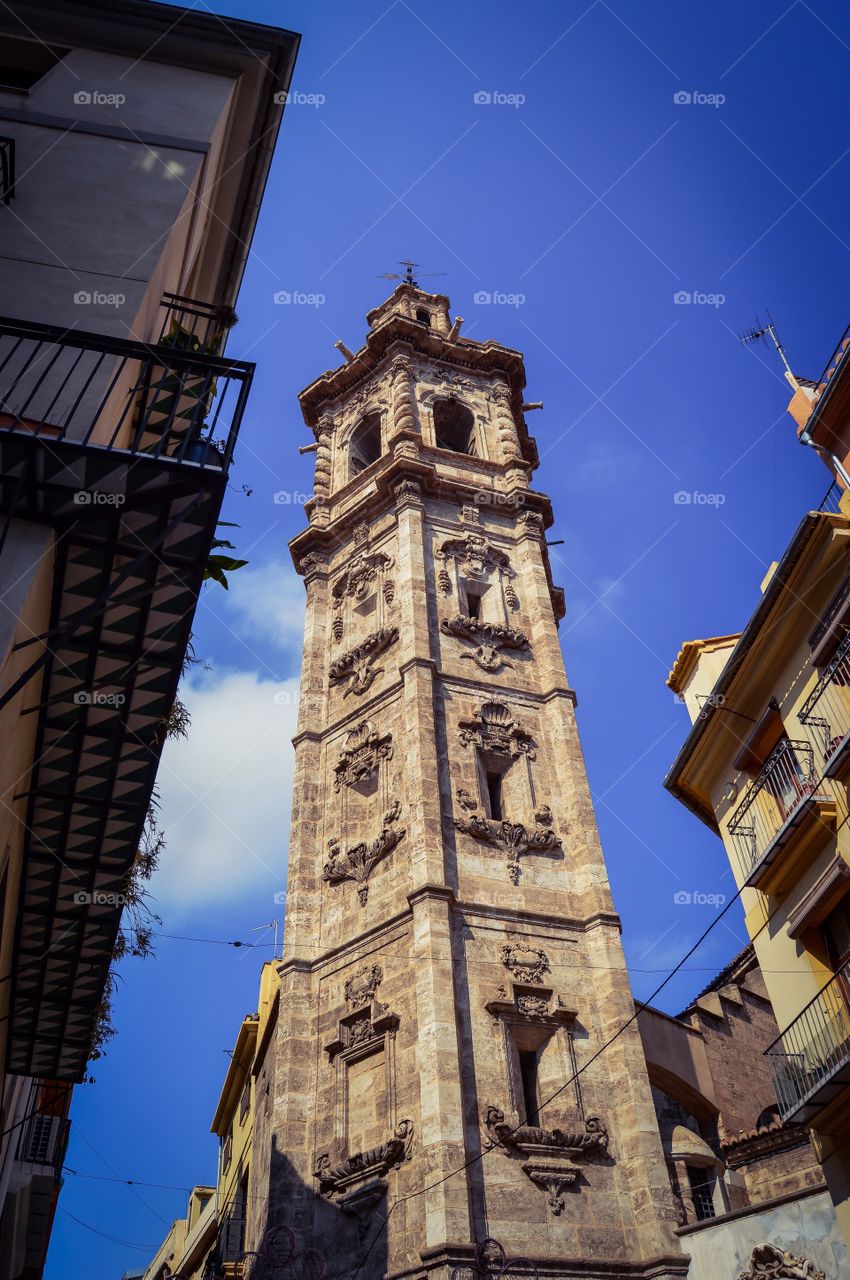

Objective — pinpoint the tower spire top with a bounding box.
[376,259,446,288]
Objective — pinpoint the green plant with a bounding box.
[204,520,248,590]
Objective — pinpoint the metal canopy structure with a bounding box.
[0,314,254,1079]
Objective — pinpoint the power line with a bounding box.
[58,1207,156,1251]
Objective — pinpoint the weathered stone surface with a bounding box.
[251,286,687,1279]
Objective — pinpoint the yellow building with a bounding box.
[140,963,278,1280]
[666,323,850,1249]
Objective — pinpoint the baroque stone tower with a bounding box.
[252,285,686,1278]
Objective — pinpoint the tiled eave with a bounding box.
[1,430,229,1081]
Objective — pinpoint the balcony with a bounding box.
[728,739,837,895]
[765,963,850,1124]
[800,631,850,782]
[0,313,252,468]
[16,1112,70,1181]
[0,314,255,1079]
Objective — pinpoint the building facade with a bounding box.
[665,325,850,1258]
[242,282,686,1278]
[0,3,299,1274]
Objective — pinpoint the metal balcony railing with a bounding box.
[765,961,850,1122]
[0,314,253,469]
[817,479,843,515]
[799,631,850,772]
[16,1113,70,1179]
[727,738,827,881]
[0,136,14,205]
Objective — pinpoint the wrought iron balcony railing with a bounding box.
[0,314,253,469]
[799,631,850,775]
[817,479,844,515]
[0,136,14,205]
[765,961,850,1123]
[727,738,828,882]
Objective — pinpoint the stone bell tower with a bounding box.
[251,284,686,1278]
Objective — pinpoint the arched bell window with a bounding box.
[349,412,382,477]
[433,398,475,455]
[415,308,431,326]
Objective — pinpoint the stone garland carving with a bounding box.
[333,721,393,791]
[490,381,523,462]
[501,943,550,985]
[440,614,529,673]
[344,964,383,1009]
[332,550,394,609]
[314,1119,414,1197]
[323,803,404,905]
[484,1106,608,1216]
[458,701,536,760]
[738,1244,825,1280]
[453,814,562,885]
[436,532,511,581]
[390,353,417,437]
[329,626,399,696]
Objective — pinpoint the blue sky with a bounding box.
[47,1,850,1273]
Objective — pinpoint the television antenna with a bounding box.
[739,312,794,379]
[377,259,446,287]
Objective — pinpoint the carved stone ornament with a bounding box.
[501,943,550,984]
[329,626,399,697]
[484,1106,608,1158]
[332,550,394,606]
[333,721,393,791]
[437,533,510,579]
[454,815,561,884]
[393,478,423,506]
[344,964,383,1009]
[521,1161,580,1215]
[458,701,535,759]
[314,1120,414,1197]
[440,614,529,673]
[534,804,553,826]
[460,503,481,524]
[338,1180,387,1239]
[324,803,405,905]
[516,993,550,1016]
[456,787,478,812]
[738,1244,825,1280]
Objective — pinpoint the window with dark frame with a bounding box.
[433,398,475,454]
[685,1165,716,1221]
[518,1049,540,1125]
[349,413,382,477]
[415,308,431,326]
[486,770,503,821]
[465,589,482,619]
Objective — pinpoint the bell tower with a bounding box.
[252,284,685,1277]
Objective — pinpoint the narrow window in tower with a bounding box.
[349,413,382,477]
[486,770,503,820]
[433,399,475,455]
[465,590,482,620]
[518,1050,540,1125]
[415,308,431,326]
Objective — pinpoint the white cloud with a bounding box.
[150,667,299,911]
[223,558,306,658]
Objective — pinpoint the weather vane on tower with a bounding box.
[377,259,446,288]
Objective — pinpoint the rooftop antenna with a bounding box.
[739,312,794,380]
[376,260,447,288]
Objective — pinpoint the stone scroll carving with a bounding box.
[344,964,383,1009]
[453,815,561,885]
[440,615,529,673]
[334,721,393,791]
[314,1119,414,1198]
[332,550,393,606]
[458,701,535,759]
[484,1106,608,1215]
[436,531,521,612]
[329,626,399,696]
[738,1244,825,1280]
[324,803,404,906]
